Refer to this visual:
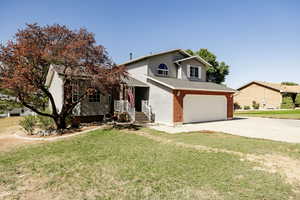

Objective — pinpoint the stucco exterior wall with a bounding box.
[148,51,186,78]
[147,79,173,125]
[234,83,282,109]
[127,60,148,82]
[48,71,64,112]
[180,59,206,82]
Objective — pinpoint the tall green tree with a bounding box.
[186,49,230,84]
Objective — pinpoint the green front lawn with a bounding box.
[235,109,300,119]
[0,128,299,199]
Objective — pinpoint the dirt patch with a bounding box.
[0,135,42,152]
[131,130,300,188]
[0,125,102,152]
[248,154,300,185]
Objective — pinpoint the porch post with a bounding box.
[119,84,123,100]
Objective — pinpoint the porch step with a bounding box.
[135,112,150,123]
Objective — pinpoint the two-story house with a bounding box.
[46,49,235,125]
[121,49,235,125]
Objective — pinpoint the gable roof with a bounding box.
[120,49,211,67]
[147,76,236,93]
[122,76,148,87]
[174,56,211,67]
[237,81,300,93]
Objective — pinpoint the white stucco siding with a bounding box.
[147,79,173,125]
[126,60,148,83]
[48,71,64,112]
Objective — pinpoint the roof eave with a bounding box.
[146,76,236,93]
[174,56,212,67]
[120,49,192,66]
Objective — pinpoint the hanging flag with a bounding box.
[128,87,135,107]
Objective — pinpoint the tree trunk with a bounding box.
[54,116,67,132]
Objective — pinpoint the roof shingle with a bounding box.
[147,76,236,92]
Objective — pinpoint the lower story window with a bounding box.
[89,90,101,102]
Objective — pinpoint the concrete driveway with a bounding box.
[150,117,300,143]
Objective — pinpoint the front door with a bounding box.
[134,87,149,112]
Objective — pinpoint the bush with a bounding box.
[295,94,300,107]
[281,96,295,109]
[118,112,130,122]
[234,102,241,110]
[252,101,260,110]
[244,105,250,110]
[37,115,55,130]
[19,116,37,135]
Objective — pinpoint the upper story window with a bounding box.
[188,65,201,79]
[157,63,168,76]
[89,90,101,102]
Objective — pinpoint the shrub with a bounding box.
[295,94,300,107]
[19,116,37,135]
[281,96,295,109]
[37,115,55,130]
[244,105,250,110]
[252,101,260,110]
[118,112,130,122]
[234,102,241,110]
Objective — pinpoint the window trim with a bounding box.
[157,63,168,76]
[188,65,201,79]
[88,90,101,103]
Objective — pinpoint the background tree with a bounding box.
[186,49,230,84]
[281,82,299,86]
[0,23,126,131]
[0,88,23,114]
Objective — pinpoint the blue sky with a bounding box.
[1,0,300,88]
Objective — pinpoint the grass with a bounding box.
[0,128,299,199]
[144,128,300,160]
[234,109,300,119]
[0,117,23,135]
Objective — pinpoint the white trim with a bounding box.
[146,76,175,89]
[178,65,182,79]
[120,49,212,67]
[174,56,211,67]
[187,64,190,78]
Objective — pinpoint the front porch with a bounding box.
[114,77,152,122]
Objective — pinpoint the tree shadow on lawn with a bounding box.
[103,123,144,131]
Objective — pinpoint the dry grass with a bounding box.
[0,117,23,136]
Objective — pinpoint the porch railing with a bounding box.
[142,100,152,121]
[72,102,81,116]
[114,100,135,122]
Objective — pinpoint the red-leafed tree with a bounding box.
[0,23,126,131]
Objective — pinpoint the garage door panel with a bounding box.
[183,95,227,123]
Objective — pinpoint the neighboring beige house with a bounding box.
[46,49,236,125]
[235,81,300,109]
